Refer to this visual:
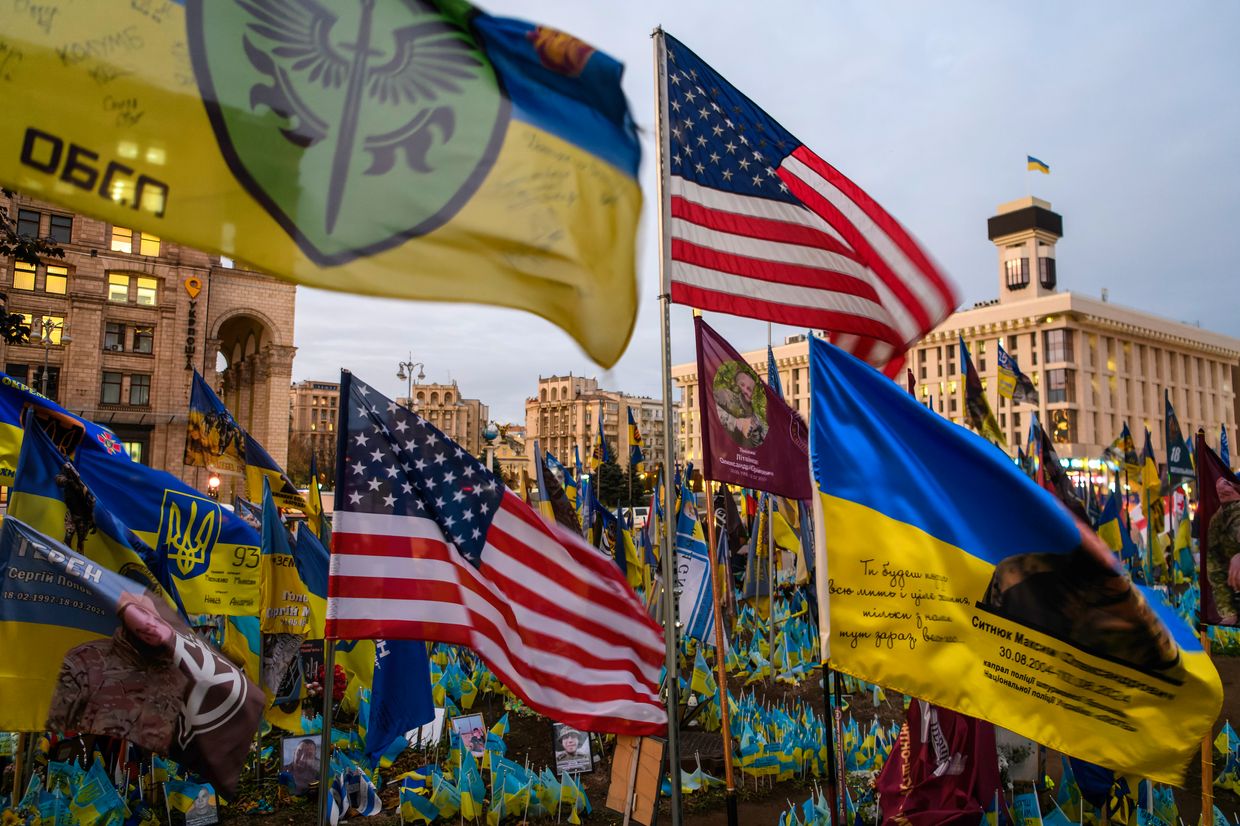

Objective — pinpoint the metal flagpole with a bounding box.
[704,479,738,826]
[765,325,777,667]
[651,25,683,825]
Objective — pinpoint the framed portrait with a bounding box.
[552,722,593,774]
[280,734,322,796]
[450,713,487,759]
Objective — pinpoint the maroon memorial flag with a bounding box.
[877,700,1001,826]
[1197,431,1240,627]
[693,317,810,499]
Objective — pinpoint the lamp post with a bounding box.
[396,355,425,411]
[32,318,71,397]
[482,421,500,476]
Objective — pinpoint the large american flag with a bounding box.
[326,374,666,735]
[662,33,958,373]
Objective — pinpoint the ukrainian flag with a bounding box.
[1028,155,1051,173]
[809,337,1220,783]
[1,4,641,366]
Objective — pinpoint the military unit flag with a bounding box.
[325,373,666,735]
[694,317,810,499]
[960,337,1005,448]
[2,2,643,366]
[660,32,957,373]
[1164,392,1195,487]
[627,408,645,474]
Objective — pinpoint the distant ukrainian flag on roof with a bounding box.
[808,336,1220,783]
[1027,155,1050,174]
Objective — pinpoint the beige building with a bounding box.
[524,375,673,479]
[673,197,1240,467]
[488,423,527,485]
[399,382,488,457]
[288,378,339,481]
[0,193,296,489]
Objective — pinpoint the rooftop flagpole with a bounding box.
[652,25,684,826]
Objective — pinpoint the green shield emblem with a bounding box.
[188,0,508,264]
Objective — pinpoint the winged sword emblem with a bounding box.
[188,0,509,263]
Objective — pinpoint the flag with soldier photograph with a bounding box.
[0,517,262,797]
[694,316,810,499]
[184,371,247,476]
[1196,432,1240,627]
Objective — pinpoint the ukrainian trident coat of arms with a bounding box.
[188,0,508,264]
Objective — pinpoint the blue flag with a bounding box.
[365,639,434,766]
[1223,424,1231,468]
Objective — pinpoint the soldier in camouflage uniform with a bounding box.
[983,518,1180,673]
[46,592,188,753]
[1208,478,1240,625]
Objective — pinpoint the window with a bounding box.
[31,366,60,401]
[1004,257,1030,290]
[104,322,126,351]
[101,372,123,404]
[1046,368,1073,404]
[108,273,130,302]
[5,364,28,385]
[37,316,65,345]
[44,265,67,295]
[129,374,151,406]
[111,227,133,253]
[133,325,154,354]
[136,277,158,306]
[49,214,72,244]
[122,441,144,463]
[1038,256,1056,290]
[17,209,40,237]
[1044,329,1073,363]
[139,234,161,257]
[13,261,35,291]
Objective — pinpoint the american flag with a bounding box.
[662,33,958,373]
[326,373,666,735]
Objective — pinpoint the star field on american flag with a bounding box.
[665,41,800,203]
[338,376,504,567]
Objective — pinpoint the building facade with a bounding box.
[0,193,297,488]
[288,379,339,482]
[673,197,1240,469]
[399,382,488,458]
[523,374,673,480]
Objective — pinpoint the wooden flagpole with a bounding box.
[704,479,739,826]
[651,25,684,826]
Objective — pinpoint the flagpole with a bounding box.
[652,25,684,825]
[704,478,739,826]
[1201,626,1213,820]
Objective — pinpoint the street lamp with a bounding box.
[206,473,221,499]
[32,317,71,397]
[396,354,425,411]
[482,421,500,475]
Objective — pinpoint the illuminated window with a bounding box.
[133,325,154,354]
[44,265,67,295]
[136,277,158,306]
[111,227,133,253]
[122,441,144,463]
[13,261,35,291]
[108,274,130,302]
[139,233,161,257]
[101,372,123,404]
[49,215,72,244]
[129,374,151,406]
[34,316,65,345]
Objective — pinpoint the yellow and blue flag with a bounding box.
[627,408,644,474]
[960,337,1006,448]
[1,3,641,367]
[590,404,611,471]
[809,336,1221,783]
[307,453,330,544]
[0,517,263,795]
[260,478,312,637]
[1027,155,1050,174]
[545,451,579,511]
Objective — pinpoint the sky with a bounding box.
[291,1,1240,423]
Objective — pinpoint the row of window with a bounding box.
[101,372,151,406]
[104,322,154,354]
[9,263,159,305]
[16,209,161,259]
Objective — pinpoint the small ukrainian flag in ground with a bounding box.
[1027,155,1051,173]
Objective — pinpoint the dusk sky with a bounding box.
[291,1,1240,423]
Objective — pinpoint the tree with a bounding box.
[620,463,648,510]
[0,190,64,344]
[286,433,336,489]
[594,460,625,508]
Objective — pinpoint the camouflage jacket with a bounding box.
[46,631,188,753]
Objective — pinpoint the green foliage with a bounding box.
[594,459,625,507]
